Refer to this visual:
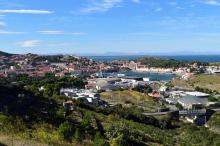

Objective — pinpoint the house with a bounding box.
[60,88,99,99]
[79,97,109,107]
[165,98,178,104]
[61,88,109,107]
[185,91,209,98]
[121,76,143,82]
[97,84,121,91]
[63,101,74,111]
[184,115,207,126]
[159,86,168,92]
[168,91,187,98]
[177,96,208,109]
[87,78,121,91]
[149,92,161,99]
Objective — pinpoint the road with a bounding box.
[211,108,220,112]
[142,108,220,116]
[143,111,172,116]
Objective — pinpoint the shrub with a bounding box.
[58,121,73,140]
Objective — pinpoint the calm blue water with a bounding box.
[119,71,176,81]
[87,55,220,62]
[86,55,220,81]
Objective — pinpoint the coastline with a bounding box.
[133,70,177,75]
[119,70,177,81]
[87,55,220,63]
[133,69,183,76]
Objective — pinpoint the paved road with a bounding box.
[142,108,220,116]
[143,111,172,116]
[211,108,220,112]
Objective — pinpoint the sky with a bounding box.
[1,0,220,55]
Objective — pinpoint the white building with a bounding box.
[177,96,208,109]
[185,91,209,97]
[60,88,98,99]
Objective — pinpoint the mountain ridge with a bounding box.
[0,51,14,57]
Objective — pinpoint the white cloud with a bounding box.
[0,21,6,27]
[48,42,73,47]
[80,0,141,13]
[0,9,53,14]
[154,7,163,12]
[81,0,123,13]
[0,31,27,34]
[0,2,24,8]
[17,40,41,48]
[38,31,65,35]
[201,0,220,6]
[70,32,88,35]
[131,0,140,3]
[168,2,177,6]
[38,30,88,35]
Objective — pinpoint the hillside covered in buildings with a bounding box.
[1,51,220,145]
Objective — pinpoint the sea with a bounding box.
[119,71,176,81]
[87,55,220,63]
[86,55,220,81]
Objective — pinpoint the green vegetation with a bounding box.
[100,90,162,111]
[1,74,220,145]
[208,95,219,102]
[93,132,107,146]
[100,90,151,104]
[208,112,220,134]
[31,54,80,63]
[209,62,220,66]
[137,57,208,68]
[195,86,218,94]
[193,75,220,92]
[172,74,220,92]
[133,85,153,94]
[58,121,74,140]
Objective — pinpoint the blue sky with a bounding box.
[1,0,220,55]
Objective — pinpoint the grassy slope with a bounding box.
[172,75,220,92]
[207,112,220,134]
[0,134,48,146]
[100,90,153,104]
[80,108,220,146]
[1,105,220,146]
[100,90,162,112]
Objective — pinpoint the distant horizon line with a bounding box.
[7,53,220,57]
[3,50,220,56]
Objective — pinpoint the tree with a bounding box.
[80,112,92,132]
[176,103,183,110]
[43,84,53,97]
[52,83,61,96]
[74,128,81,142]
[58,121,73,140]
[208,95,217,102]
[105,122,128,146]
[133,85,152,94]
[93,132,107,146]
[110,134,124,146]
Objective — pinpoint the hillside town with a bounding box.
[2,0,220,145]
[1,52,220,145]
[1,52,220,127]
[1,53,220,78]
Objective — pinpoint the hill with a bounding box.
[100,90,163,112]
[171,74,220,92]
[1,76,220,145]
[0,51,13,57]
[207,112,220,134]
[137,57,208,68]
